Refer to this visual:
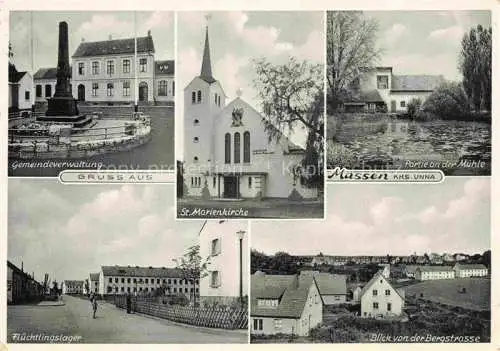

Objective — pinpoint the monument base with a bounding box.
[46,96,79,116]
[37,114,94,128]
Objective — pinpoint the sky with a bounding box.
[8,180,204,284]
[365,10,491,81]
[9,11,174,73]
[252,177,490,256]
[176,11,325,159]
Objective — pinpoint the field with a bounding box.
[404,278,490,311]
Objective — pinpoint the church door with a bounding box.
[223,176,238,198]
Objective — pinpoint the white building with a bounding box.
[69,32,174,105]
[62,280,84,294]
[415,266,455,281]
[199,220,249,305]
[453,263,488,278]
[360,271,404,318]
[89,273,100,295]
[9,63,33,112]
[99,265,198,299]
[344,66,444,113]
[183,26,319,200]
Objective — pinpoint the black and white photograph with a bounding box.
[8,11,175,176]
[7,180,249,343]
[250,179,490,343]
[176,12,325,219]
[327,11,492,176]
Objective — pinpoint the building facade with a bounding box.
[33,67,66,104]
[7,261,44,304]
[183,26,318,200]
[360,271,404,318]
[251,272,323,336]
[453,263,488,278]
[199,220,249,305]
[9,63,33,112]
[89,273,100,294]
[300,271,347,305]
[65,32,174,105]
[415,266,455,280]
[344,67,444,113]
[62,280,84,294]
[99,266,198,299]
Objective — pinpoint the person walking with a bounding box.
[89,293,98,319]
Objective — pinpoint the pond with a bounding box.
[327,115,491,176]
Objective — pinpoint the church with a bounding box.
[182,26,319,200]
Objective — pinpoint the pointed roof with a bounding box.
[199,26,216,84]
[359,271,404,301]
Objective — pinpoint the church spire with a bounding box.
[200,25,216,84]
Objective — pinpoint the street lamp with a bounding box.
[236,230,246,304]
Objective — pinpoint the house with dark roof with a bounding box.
[453,263,488,278]
[7,260,44,304]
[183,25,319,200]
[33,67,72,103]
[415,266,455,281]
[69,31,174,104]
[8,63,33,112]
[251,271,323,336]
[344,66,444,113]
[300,271,347,305]
[360,271,405,318]
[99,265,198,299]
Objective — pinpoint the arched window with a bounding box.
[197,90,201,103]
[192,91,196,104]
[224,133,231,164]
[234,132,241,164]
[248,176,252,188]
[243,131,250,163]
[214,93,217,104]
[218,95,221,106]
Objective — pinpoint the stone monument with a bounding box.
[37,21,92,128]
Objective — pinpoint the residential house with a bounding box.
[9,63,33,112]
[251,271,323,336]
[343,66,444,113]
[62,280,84,294]
[183,25,318,200]
[33,67,71,104]
[403,265,420,279]
[453,263,488,278]
[154,60,175,104]
[360,271,405,318]
[300,271,347,305]
[199,220,249,305]
[415,266,455,281]
[89,273,100,295]
[99,265,198,299]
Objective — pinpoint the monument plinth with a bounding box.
[38,21,92,128]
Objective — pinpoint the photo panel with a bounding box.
[7,180,249,344]
[250,179,491,343]
[326,11,492,176]
[8,11,175,176]
[176,11,326,219]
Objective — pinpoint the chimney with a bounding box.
[147,30,151,37]
[108,34,112,40]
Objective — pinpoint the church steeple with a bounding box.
[200,25,216,84]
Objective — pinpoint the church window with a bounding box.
[214,93,218,104]
[193,119,199,126]
[194,156,198,162]
[172,81,175,96]
[234,132,241,163]
[218,95,221,106]
[197,90,201,103]
[192,91,196,104]
[243,131,251,163]
[224,133,231,164]
[248,177,252,188]
[193,137,199,143]
[213,176,216,188]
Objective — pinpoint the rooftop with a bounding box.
[391,75,444,92]
[101,265,186,278]
[155,60,175,75]
[73,36,155,58]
